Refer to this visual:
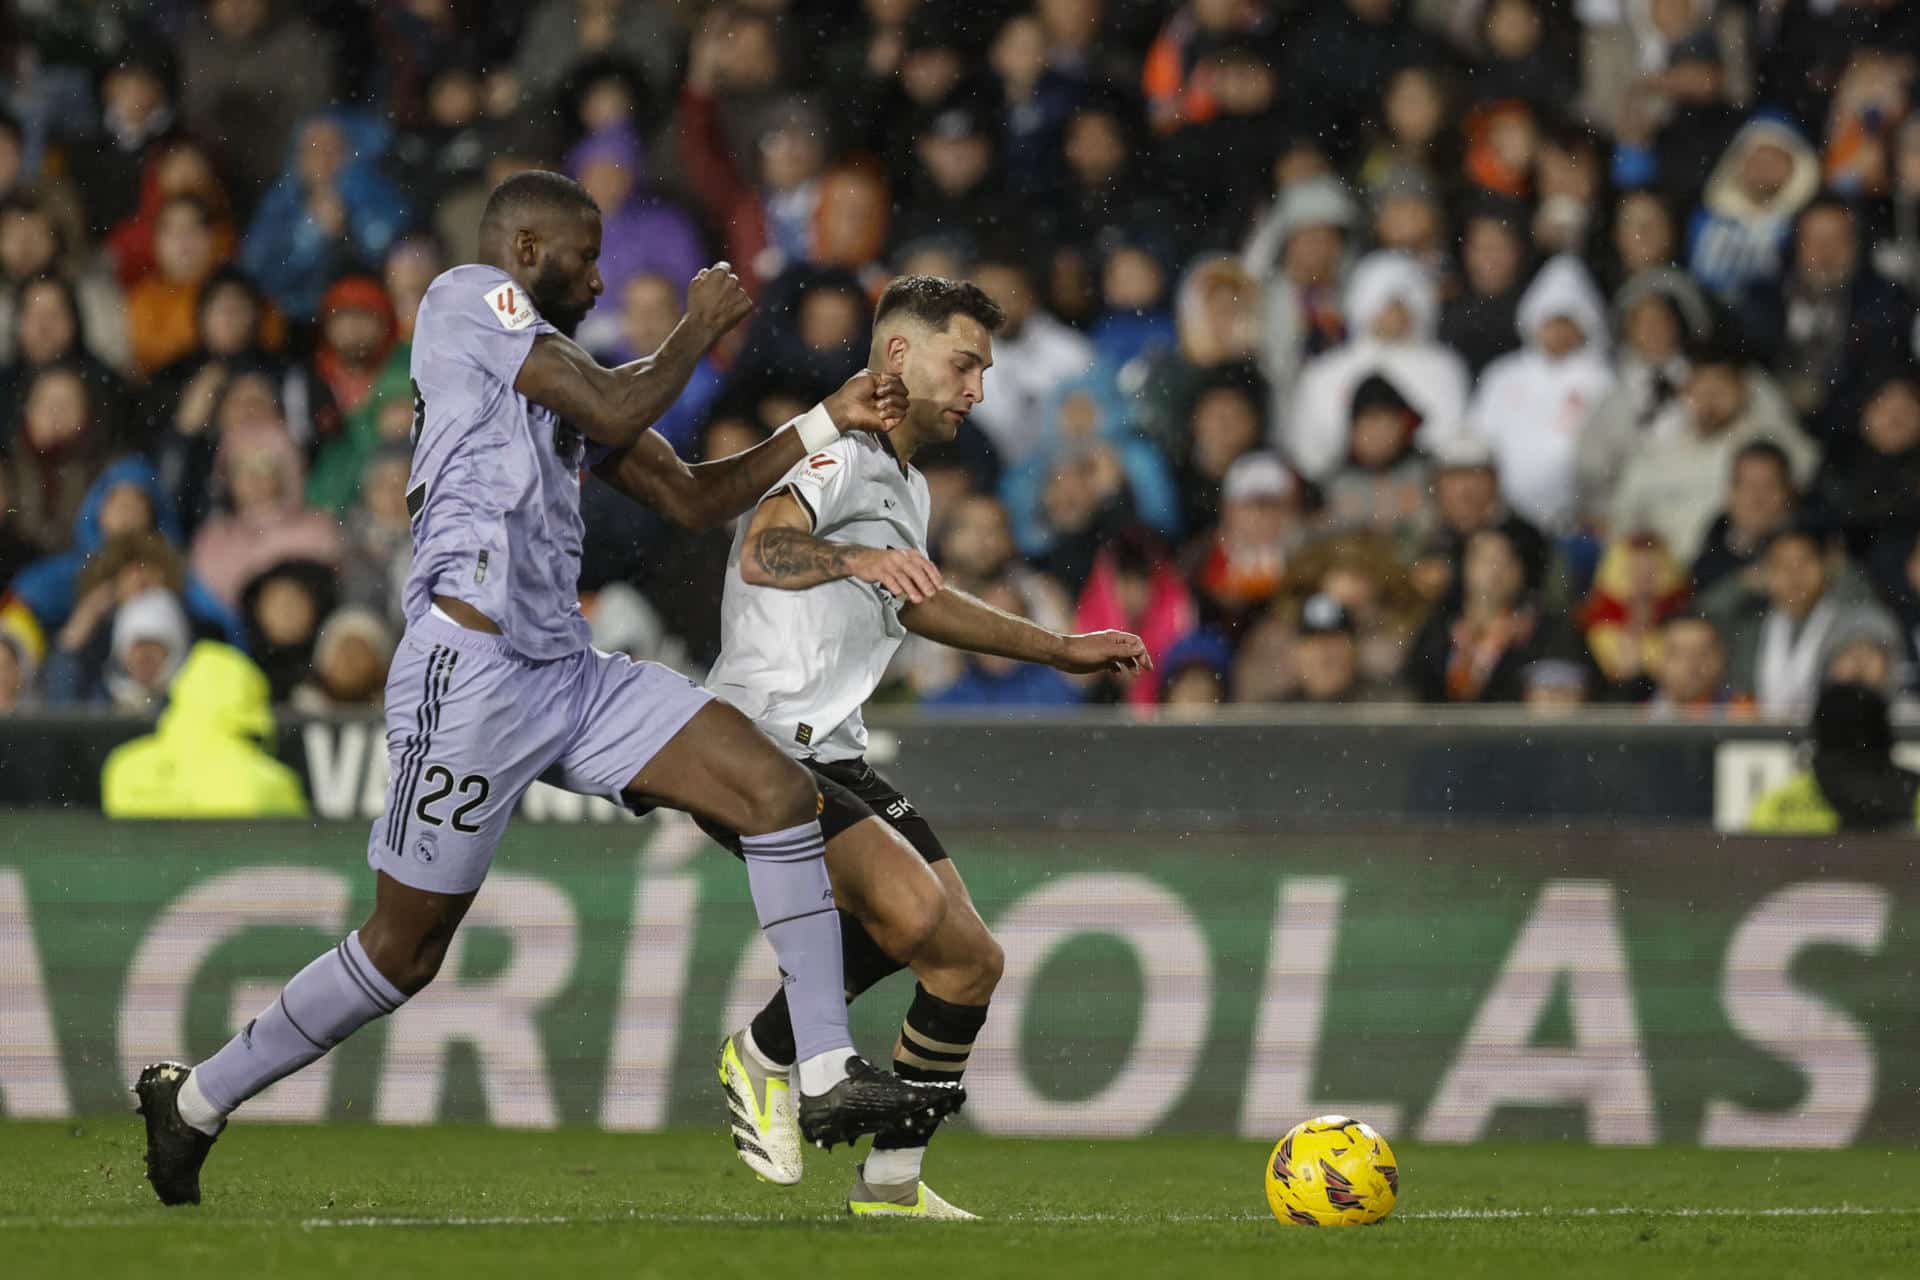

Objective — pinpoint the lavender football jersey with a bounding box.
[403,264,606,661]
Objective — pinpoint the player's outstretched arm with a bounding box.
[591,370,910,531]
[515,262,752,452]
[738,492,943,601]
[901,587,1152,674]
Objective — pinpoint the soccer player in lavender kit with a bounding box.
[134,171,963,1206]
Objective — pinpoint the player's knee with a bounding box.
[358,920,451,997]
[969,932,1006,999]
[737,758,820,835]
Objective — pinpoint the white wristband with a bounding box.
[792,403,839,453]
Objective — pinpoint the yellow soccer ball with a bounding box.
[1264,1115,1399,1227]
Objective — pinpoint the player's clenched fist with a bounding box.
[823,369,910,435]
[686,262,752,345]
[846,547,943,604]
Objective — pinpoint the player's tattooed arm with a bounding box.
[739,493,942,600]
[902,588,1152,674]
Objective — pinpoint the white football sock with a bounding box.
[864,1143,925,1188]
[796,1047,857,1097]
[176,1069,226,1137]
[742,1027,790,1076]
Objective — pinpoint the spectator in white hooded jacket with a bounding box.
[1467,255,1618,533]
[1282,250,1471,481]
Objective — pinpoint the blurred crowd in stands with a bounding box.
[1,0,1918,724]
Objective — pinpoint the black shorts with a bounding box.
[697,757,949,865]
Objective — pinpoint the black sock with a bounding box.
[747,911,906,1067]
[872,983,988,1151]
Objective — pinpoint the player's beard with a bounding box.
[529,262,591,337]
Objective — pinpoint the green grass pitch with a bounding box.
[5,1121,1918,1278]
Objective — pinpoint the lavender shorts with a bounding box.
[367,610,712,893]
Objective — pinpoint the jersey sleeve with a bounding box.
[422,273,558,388]
[773,439,858,532]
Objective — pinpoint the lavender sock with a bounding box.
[190,930,406,1121]
[739,820,851,1068]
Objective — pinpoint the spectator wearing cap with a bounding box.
[894,99,1026,258]
[177,0,339,213]
[1319,373,1434,557]
[1644,610,1751,716]
[1243,175,1358,410]
[1441,202,1532,376]
[1738,198,1920,441]
[1574,267,1715,521]
[1159,628,1233,712]
[967,253,1097,464]
[1746,683,1920,833]
[1409,523,1580,703]
[1607,346,1816,563]
[565,121,705,358]
[1187,451,1307,631]
[1718,522,1897,716]
[1285,250,1469,481]
[1691,439,1799,594]
[925,577,1085,708]
[1466,255,1617,533]
[1288,592,1399,703]
[240,111,410,324]
[1417,435,1556,606]
[1809,366,1920,558]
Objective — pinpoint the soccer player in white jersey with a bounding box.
[134,172,962,1206]
[700,276,1150,1218]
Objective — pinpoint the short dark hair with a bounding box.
[874,275,1004,335]
[481,170,599,234]
[1731,438,1793,484]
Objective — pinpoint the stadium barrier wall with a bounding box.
[7,709,1920,829]
[4,815,1915,1145]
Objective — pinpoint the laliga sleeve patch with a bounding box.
[484,282,540,331]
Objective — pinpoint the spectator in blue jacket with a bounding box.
[7,456,242,647]
[240,111,410,322]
